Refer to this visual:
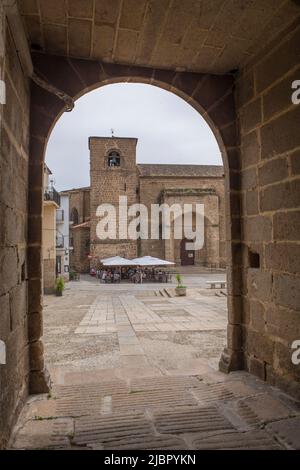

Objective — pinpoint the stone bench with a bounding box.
[206,280,227,289]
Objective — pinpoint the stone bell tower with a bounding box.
[89,136,139,266]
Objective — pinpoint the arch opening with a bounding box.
[27,58,241,394]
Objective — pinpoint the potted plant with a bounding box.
[175,274,187,296]
[55,276,65,297]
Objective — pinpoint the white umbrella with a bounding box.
[130,256,175,266]
[101,256,136,266]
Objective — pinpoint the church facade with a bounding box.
[62,136,226,273]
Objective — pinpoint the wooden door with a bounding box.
[180,239,195,266]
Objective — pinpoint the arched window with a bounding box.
[107,151,121,167]
[70,207,79,225]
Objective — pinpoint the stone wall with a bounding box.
[0,15,30,448]
[43,259,55,294]
[70,227,90,273]
[68,188,90,225]
[139,176,226,267]
[236,22,300,397]
[89,137,138,265]
[67,188,90,272]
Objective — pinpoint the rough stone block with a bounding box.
[30,340,44,371]
[265,304,300,344]
[68,0,94,18]
[245,329,274,364]
[227,324,242,350]
[241,167,257,191]
[28,279,43,314]
[290,149,300,175]
[249,299,265,331]
[263,69,300,121]
[240,98,262,134]
[248,356,266,380]
[260,106,300,159]
[0,247,18,296]
[273,210,300,241]
[0,293,10,340]
[236,69,254,107]
[265,243,300,274]
[256,27,300,93]
[242,216,272,243]
[273,273,300,311]
[9,283,27,331]
[274,341,300,377]
[258,157,289,186]
[29,368,51,394]
[27,246,42,279]
[240,130,260,169]
[260,180,300,212]
[244,190,258,216]
[247,269,273,302]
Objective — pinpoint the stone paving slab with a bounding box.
[190,430,283,450]
[266,417,300,449]
[12,418,74,450]
[103,435,185,450]
[73,412,152,446]
[153,406,234,434]
[11,281,300,450]
[11,370,300,450]
[191,380,261,406]
[130,375,202,392]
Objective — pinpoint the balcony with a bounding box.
[56,209,64,223]
[56,235,64,249]
[44,186,60,207]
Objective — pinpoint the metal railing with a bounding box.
[44,186,61,206]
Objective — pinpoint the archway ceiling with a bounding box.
[18,0,299,74]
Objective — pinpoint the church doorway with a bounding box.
[180,238,195,266]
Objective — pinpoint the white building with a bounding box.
[56,194,71,280]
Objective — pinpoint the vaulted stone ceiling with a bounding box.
[18,0,300,74]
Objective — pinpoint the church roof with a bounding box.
[137,164,224,178]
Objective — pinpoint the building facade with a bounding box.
[42,165,60,294]
[55,194,70,281]
[61,187,91,274]
[66,136,225,272]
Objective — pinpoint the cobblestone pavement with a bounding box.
[10,276,300,450]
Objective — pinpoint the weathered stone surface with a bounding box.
[240,98,262,134]
[255,27,300,93]
[192,430,282,449]
[29,368,51,394]
[273,210,300,241]
[247,269,273,303]
[0,293,10,340]
[260,106,300,160]
[290,150,300,175]
[265,305,300,343]
[265,243,300,274]
[260,180,300,212]
[266,417,300,450]
[258,157,289,186]
[273,273,300,311]
[242,216,272,243]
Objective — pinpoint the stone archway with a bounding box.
[27,53,241,392]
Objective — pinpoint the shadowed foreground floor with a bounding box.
[10,277,300,450]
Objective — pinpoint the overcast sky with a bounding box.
[46,83,222,191]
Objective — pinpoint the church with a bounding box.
[61,136,226,273]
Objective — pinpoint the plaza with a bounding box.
[9,275,300,450]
